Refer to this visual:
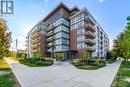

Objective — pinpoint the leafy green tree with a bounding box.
[36,49,43,58]
[113,16,130,61]
[0,18,11,62]
[21,54,27,59]
[126,53,130,62]
[83,51,89,65]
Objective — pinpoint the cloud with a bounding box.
[99,0,104,2]
[41,10,45,14]
[109,38,114,50]
[11,24,33,50]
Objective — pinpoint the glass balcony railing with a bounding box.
[32,33,40,39]
[46,25,53,32]
[85,23,95,32]
[86,46,96,51]
[85,15,95,25]
[85,39,96,46]
[32,28,40,35]
[46,37,53,43]
[32,39,40,45]
[31,45,39,50]
[46,31,53,37]
[31,50,37,54]
[85,31,96,39]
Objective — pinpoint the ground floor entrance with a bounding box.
[51,51,77,61]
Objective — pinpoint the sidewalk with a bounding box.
[6,58,121,87]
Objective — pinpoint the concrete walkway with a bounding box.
[6,59,121,87]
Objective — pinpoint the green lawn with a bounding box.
[0,59,20,87]
[0,71,15,87]
[112,61,130,87]
[76,65,102,70]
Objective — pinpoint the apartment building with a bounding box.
[26,21,47,58]
[26,3,109,59]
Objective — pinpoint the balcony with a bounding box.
[25,40,28,43]
[46,37,53,43]
[46,25,53,32]
[85,15,95,25]
[46,31,53,37]
[86,46,96,51]
[46,43,53,48]
[85,23,95,32]
[48,48,52,52]
[31,45,39,50]
[85,31,95,39]
[25,44,28,46]
[31,50,37,54]
[32,33,40,39]
[32,39,40,45]
[85,39,96,46]
[32,28,40,35]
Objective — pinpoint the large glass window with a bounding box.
[70,13,84,25]
[77,28,84,36]
[53,18,69,27]
[54,32,69,39]
[77,35,85,42]
[71,21,84,30]
[77,43,85,49]
[54,45,69,51]
[54,39,69,45]
[54,25,69,33]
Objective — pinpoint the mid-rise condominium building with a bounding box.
[26,3,109,59]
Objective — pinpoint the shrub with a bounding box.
[27,58,35,63]
[33,57,40,62]
[35,61,43,65]
[42,61,53,66]
[99,59,106,64]
[44,58,53,63]
[73,59,83,66]
[18,58,23,61]
[97,63,106,67]
[88,59,96,65]
[100,57,105,59]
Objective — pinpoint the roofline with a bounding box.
[27,21,47,35]
[42,2,71,22]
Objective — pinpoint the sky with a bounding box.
[3,0,130,50]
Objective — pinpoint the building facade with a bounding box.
[26,3,109,59]
[26,21,47,58]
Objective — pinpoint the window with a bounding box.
[70,21,84,30]
[61,18,69,26]
[53,18,69,27]
[70,13,84,25]
[77,35,84,42]
[54,39,69,45]
[54,26,69,34]
[77,28,84,36]
[77,43,85,49]
[54,45,69,51]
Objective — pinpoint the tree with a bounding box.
[36,49,43,58]
[0,18,11,62]
[21,54,27,59]
[83,51,89,65]
[113,16,130,61]
[126,53,130,62]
